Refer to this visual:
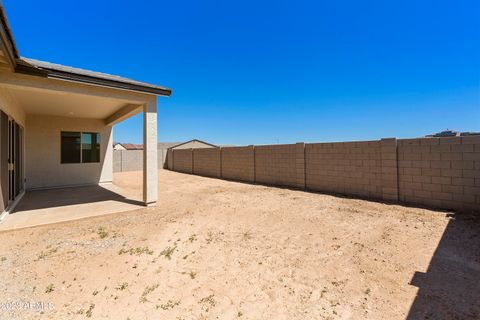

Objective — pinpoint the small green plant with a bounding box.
[365,288,371,295]
[45,283,54,293]
[37,247,58,261]
[181,270,197,279]
[97,227,109,239]
[92,290,99,296]
[0,256,6,262]
[140,284,159,303]
[116,282,129,291]
[206,232,215,244]
[199,294,216,307]
[159,246,176,260]
[188,234,197,242]
[242,231,252,240]
[86,303,95,318]
[238,311,243,317]
[159,299,180,310]
[118,247,154,256]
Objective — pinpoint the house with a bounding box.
[113,143,127,151]
[0,4,171,219]
[425,130,480,138]
[158,142,182,150]
[168,139,218,150]
[114,143,144,150]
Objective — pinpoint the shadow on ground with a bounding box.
[408,213,480,319]
[14,185,143,212]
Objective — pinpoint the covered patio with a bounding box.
[0,4,171,226]
[0,60,170,224]
[0,182,144,231]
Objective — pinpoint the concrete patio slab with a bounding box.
[0,183,144,231]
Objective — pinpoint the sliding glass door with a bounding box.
[0,111,23,212]
[6,117,23,206]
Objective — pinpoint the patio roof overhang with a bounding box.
[0,5,171,125]
[0,2,161,209]
[15,58,172,97]
[0,70,157,125]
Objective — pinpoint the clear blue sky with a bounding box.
[5,0,479,145]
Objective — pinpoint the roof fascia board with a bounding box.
[0,16,16,70]
[14,63,172,96]
[0,71,156,105]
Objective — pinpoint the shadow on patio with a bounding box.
[0,184,144,231]
[407,213,480,319]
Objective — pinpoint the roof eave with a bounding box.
[14,62,172,96]
[0,3,19,70]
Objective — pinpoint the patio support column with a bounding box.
[143,99,158,206]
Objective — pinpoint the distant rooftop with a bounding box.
[115,143,144,150]
[425,130,480,138]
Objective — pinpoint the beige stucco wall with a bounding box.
[25,115,113,190]
[0,86,26,126]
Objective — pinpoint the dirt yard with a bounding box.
[0,170,478,319]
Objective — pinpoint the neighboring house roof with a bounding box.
[168,139,219,149]
[0,3,171,96]
[117,142,186,150]
[425,130,480,138]
[117,143,144,150]
[460,132,480,136]
[158,142,182,149]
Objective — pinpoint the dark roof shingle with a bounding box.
[16,58,171,96]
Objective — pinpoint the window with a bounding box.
[61,131,100,163]
[61,132,81,163]
[82,132,100,163]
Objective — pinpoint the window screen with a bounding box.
[82,132,100,163]
[61,132,81,163]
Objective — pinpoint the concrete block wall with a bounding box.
[193,148,221,178]
[114,149,170,172]
[158,148,167,170]
[113,150,136,172]
[398,136,480,211]
[165,137,480,213]
[120,150,143,172]
[113,150,122,172]
[305,141,383,199]
[166,149,174,170]
[255,144,304,188]
[381,138,399,201]
[221,146,255,182]
[172,149,193,174]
